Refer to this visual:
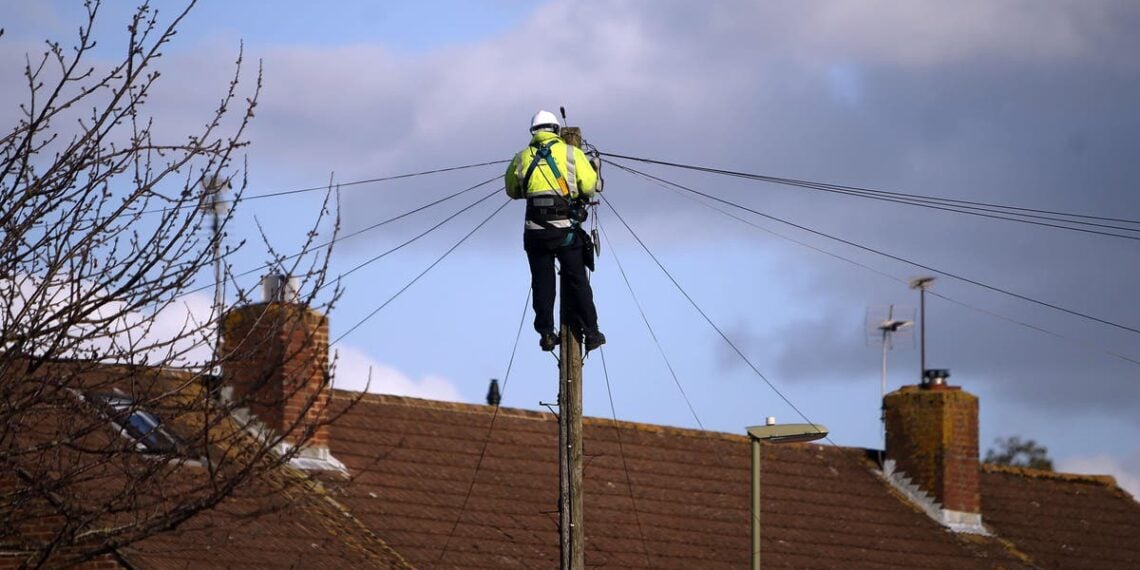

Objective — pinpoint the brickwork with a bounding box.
[884,384,980,513]
[221,302,330,448]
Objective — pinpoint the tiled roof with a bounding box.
[2,361,411,569]
[120,467,413,569]
[12,357,1139,569]
[325,392,1035,569]
[981,464,1140,569]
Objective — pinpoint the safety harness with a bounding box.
[522,139,581,232]
[523,139,570,196]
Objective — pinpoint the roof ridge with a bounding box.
[334,390,551,420]
[331,390,860,449]
[981,463,1119,488]
[336,390,757,441]
[19,354,204,381]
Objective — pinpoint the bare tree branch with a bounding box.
[0,3,348,566]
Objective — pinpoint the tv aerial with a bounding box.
[865,304,915,398]
[866,304,914,464]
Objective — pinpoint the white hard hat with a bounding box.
[530,110,561,133]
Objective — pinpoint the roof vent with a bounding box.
[262,273,300,303]
[486,378,502,406]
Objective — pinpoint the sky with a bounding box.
[3,1,1138,497]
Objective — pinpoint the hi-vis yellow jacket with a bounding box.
[505,131,597,231]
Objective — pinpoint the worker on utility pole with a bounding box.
[505,109,605,352]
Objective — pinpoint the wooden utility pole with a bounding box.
[558,325,584,568]
[557,126,585,570]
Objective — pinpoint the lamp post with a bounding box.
[746,419,829,570]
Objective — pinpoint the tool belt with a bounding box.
[526,195,572,223]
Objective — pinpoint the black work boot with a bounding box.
[584,331,606,352]
[539,331,560,352]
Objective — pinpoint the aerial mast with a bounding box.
[202,174,230,372]
[909,276,936,380]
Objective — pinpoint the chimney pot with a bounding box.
[922,368,950,388]
[262,273,300,304]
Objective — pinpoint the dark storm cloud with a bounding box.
[8,0,1135,480]
[9,0,1137,400]
[639,2,1140,422]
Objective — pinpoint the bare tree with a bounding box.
[0,2,348,567]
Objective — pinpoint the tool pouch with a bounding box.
[578,228,595,272]
[570,202,588,224]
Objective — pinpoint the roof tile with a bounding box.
[326,393,1039,569]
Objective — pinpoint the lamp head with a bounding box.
[747,423,829,444]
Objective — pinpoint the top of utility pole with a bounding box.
[562,127,582,148]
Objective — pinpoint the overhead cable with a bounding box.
[331,197,511,346]
[603,191,909,490]
[601,195,820,427]
[241,160,510,202]
[437,287,532,564]
[141,159,509,216]
[602,152,1140,225]
[606,160,1140,337]
[601,152,1140,240]
[597,346,651,567]
[610,162,1140,367]
[599,222,706,429]
[182,174,500,298]
[336,186,502,281]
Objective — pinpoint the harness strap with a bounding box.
[564,142,576,195]
[523,140,571,198]
[519,138,585,234]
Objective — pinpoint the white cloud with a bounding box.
[331,344,462,401]
[1057,451,1140,500]
[5,273,462,401]
[2,274,217,367]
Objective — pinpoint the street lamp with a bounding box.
[746,418,829,570]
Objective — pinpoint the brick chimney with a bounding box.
[883,369,984,531]
[221,276,330,450]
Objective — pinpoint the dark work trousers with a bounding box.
[524,229,599,337]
